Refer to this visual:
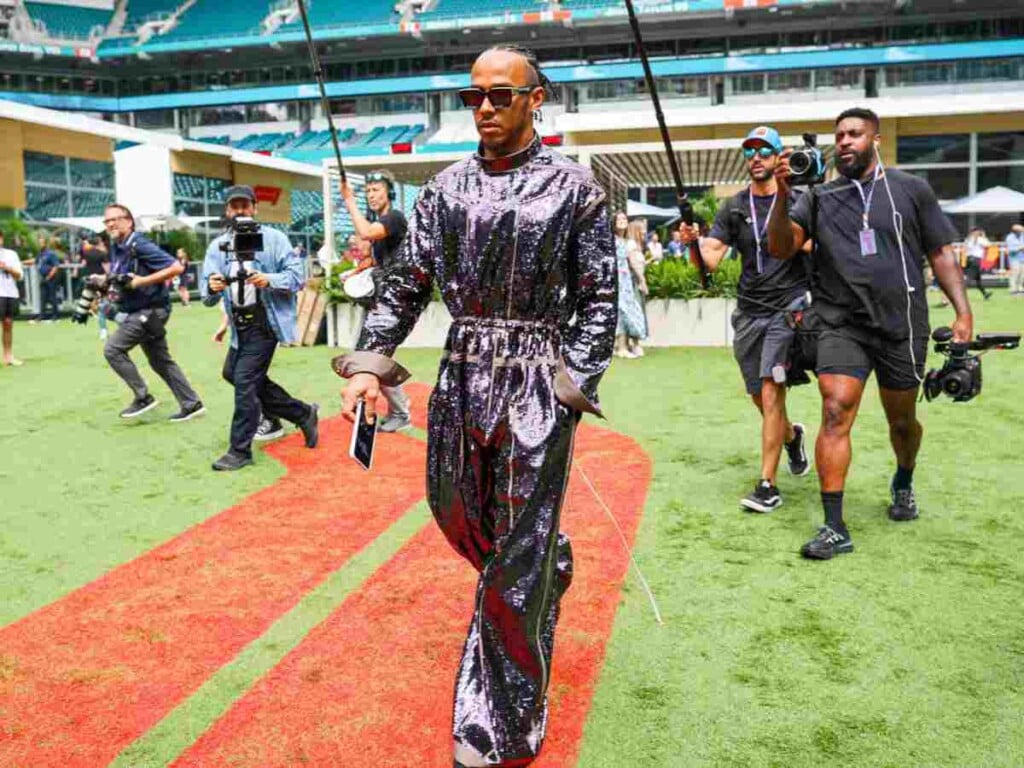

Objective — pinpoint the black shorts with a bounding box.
[731,295,805,395]
[817,324,927,391]
[0,296,19,319]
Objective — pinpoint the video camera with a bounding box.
[219,216,263,282]
[923,326,1020,403]
[789,133,826,187]
[70,272,133,325]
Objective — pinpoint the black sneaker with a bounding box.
[120,394,158,419]
[741,480,782,513]
[786,423,811,477]
[378,413,411,433]
[888,483,920,522]
[212,452,253,471]
[800,526,854,560]
[300,403,319,449]
[168,401,206,423]
[254,417,285,442]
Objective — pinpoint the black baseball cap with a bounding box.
[224,184,256,203]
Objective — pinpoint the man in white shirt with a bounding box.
[0,231,24,366]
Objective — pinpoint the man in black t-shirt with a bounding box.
[768,107,973,560]
[341,170,411,432]
[681,125,811,515]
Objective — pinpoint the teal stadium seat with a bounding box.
[123,0,179,31]
[276,0,397,32]
[158,0,272,42]
[25,2,112,39]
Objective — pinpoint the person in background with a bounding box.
[80,236,110,339]
[341,169,413,433]
[647,231,664,263]
[667,227,686,258]
[0,231,24,366]
[613,212,648,359]
[1006,223,1024,296]
[37,236,62,323]
[175,248,192,307]
[963,227,992,300]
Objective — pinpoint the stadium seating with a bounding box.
[276,0,397,32]
[419,0,546,20]
[158,0,271,43]
[25,2,112,39]
[233,131,295,152]
[123,0,180,31]
[290,189,325,234]
[194,135,231,145]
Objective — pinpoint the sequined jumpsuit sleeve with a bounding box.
[331,183,439,385]
[555,182,617,417]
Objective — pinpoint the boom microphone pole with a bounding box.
[622,0,709,287]
[296,0,347,185]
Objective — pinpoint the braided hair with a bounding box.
[484,44,555,99]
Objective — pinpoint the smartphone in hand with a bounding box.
[349,399,377,471]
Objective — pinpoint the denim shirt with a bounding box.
[201,225,304,347]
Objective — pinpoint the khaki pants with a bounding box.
[1010,261,1024,294]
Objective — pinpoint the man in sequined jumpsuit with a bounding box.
[335,46,617,767]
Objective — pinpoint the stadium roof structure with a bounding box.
[0,98,322,179]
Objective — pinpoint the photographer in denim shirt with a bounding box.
[202,185,319,471]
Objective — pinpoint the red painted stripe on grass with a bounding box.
[0,403,428,768]
[173,396,652,768]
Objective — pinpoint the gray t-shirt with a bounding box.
[791,168,957,340]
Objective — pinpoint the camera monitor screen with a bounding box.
[349,399,377,471]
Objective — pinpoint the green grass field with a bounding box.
[3,293,1023,767]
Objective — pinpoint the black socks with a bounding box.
[893,465,915,491]
[821,491,846,534]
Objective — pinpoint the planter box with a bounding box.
[326,298,736,349]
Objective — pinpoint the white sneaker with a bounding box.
[99,329,108,341]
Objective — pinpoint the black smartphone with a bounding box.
[349,399,377,471]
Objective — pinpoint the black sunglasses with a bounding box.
[458,86,535,110]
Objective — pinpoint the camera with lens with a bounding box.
[220,217,263,260]
[218,216,263,287]
[923,326,1020,403]
[789,133,826,187]
[70,272,133,325]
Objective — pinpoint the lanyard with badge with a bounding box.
[850,166,881,257]
[748,191,777,274]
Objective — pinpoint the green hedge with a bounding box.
[323,254,742,305]
[645,256,741,300]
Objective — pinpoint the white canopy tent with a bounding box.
[626,200,679,220]
[49,215,220,233]
[942,186,1024,214]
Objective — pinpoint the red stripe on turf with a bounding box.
[172,399,652,768]
[0,402,428,768]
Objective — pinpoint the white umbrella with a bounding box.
[137,213,191,232]
[942,186,1024,214]
[49,216,106,232]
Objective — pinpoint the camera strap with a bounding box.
[748,190,777,275]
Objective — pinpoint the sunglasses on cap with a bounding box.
[365,172,392,185]
[458,86,535,110]
[743,146,777,160]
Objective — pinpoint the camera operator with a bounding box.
[768,107,973,560]
[102,204,205,421]
[0,231,24,366]
[340,170,412,433]
[202,185,320,472]
[681,126,811,514]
